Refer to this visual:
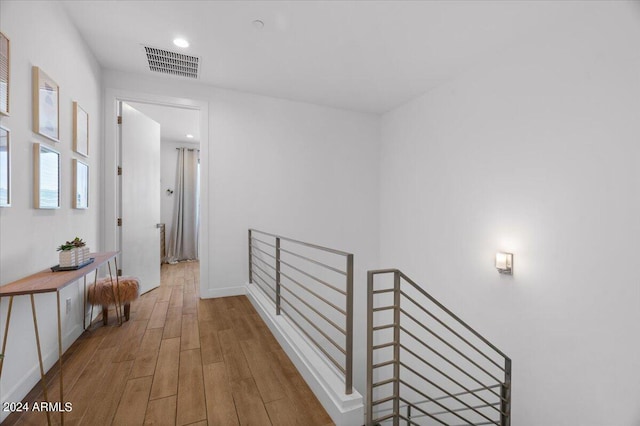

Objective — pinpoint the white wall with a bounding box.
[102,69,380,394]
[379,3,640,425]
[0,1,102,420]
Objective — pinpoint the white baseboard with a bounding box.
[246,283,364,426]
[200,285,247,299]
[0,324,82,423]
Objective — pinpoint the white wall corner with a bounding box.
[246,283,364,426]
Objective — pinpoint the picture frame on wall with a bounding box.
[0,32,9,116]
[33,142,60,209]
[0,126,10,207]
[32,66,59,142]
[73,159,89,209]
[73,102,89,157]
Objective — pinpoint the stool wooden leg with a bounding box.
[124,303,131,321]
[102,305,109,326]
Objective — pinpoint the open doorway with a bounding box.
[104,89,209,300]
[117,101,201,294]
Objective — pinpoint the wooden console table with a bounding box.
[0,251,120,425]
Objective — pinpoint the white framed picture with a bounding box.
[73,159,89,209]
[0,32,9,116]
[32,66,59,143]
[33,142,60,209]
[0,126,10,206]
[73,102,89,157]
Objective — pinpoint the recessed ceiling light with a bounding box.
[186,134,194,139]
[252,20,264,30]
[173,38,189,48]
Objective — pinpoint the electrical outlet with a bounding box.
[66,298,72,315]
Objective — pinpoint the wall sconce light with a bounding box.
[495,252,513,275]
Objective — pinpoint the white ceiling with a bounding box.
[63,0,584,114]
[126,102,200,144]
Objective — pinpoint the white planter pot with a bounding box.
[59,250,77,267]
[76,247,84,264]
[78,247,89,264]
[75,247,90,264]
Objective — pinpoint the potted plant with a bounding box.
[56,237,89,267]
[70,237,89,264]
[57,242,77,267]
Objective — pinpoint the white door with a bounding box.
[119,102,161,294]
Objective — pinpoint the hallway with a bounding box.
[3,262,333,425]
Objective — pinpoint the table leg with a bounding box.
[30,294,52,426]
[56,291,64,425]
[82,276,87,330]
[107,261,122,326]
[85,270,99,331]
[0,296,13,378]
[114,257,123,324]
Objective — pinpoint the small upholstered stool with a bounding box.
[87,276,140,325]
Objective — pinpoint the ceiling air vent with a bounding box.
[144,46,199,79]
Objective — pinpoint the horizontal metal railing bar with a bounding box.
[397,414,421,426]
[371,413,395,424]
[372,288,395,294]
[250,236,276,249]
[450,421,498,426]
[371,378,395,388]
[252,273,276,304]
[372,306,396,312]
[279,258,346,296]
[280,294,346,354]
[406,407,500,425]
[398,379,477,426]
[251,229,351,257]
[252,267,276,290]
[280,271,347,315]
[397,415,421,426]
[373,384,503,416]
[398,347,500,414]
[279,246,348,276]
[280,284,346,335]
[251,245,277,261]
[405,383,503,407]
[372,360,396,369]
[400,289,504,372]
[429,401,501,416]
[399,325,502,401]
[251,258,275,278]
[251,260,277,284]
[251,253,277,272]
[399,359,501,421]
[398,270,510,361]
[369,268,404,275]
[372,342,395,351]
[400,308,503,384]
[373,324,395,332]
[371,396,396,407]
[280,305,346,374]
[371,404,397,414]
[397,398,448,426]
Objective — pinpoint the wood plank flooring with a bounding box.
[3,262,333,426]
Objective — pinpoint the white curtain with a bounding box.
[166,148,199,263]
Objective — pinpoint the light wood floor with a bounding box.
[3,262,333,426]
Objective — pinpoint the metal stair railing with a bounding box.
[248,229,354,395]
[366,269,511,426]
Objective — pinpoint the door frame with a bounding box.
[103,88,209,295]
